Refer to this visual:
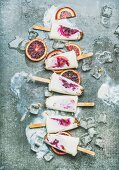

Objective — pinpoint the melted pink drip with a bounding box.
[58,25,79,38]
[51,118,71,126]
[60,78,78,90]
[52,56,69,68]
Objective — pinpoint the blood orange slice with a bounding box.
[61,69,80,84]
[25,38,47,62]
[65,42,82,60]
[55,7,76,20]
[51,132,71,155]
[46,50,62,59]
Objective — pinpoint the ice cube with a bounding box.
[28,103,41,115]
[82,58,92,72]
[95,137,104,148]
[91,66,104,79]
[97,113,107,123]
[25,0,31,3]
[100,16,110,28]
[52,40,65,49]
[81,133,92,145]
[43,151,54,161]
[88,128,97,138]
[45,87,53,97]
[114,25,119,36]
[87,117,96,128]
[36,143,49,160]
[19,39,29,51]
[31,144,40,152]
[28,31,39,40]
[114,44,119,54]
[101,6,112,18]
[80,119,88,129]
[8,36,24,49]
[0,166,5,170]
[34,136,44,147]
[84,145,92,151]
[97,51,113,64]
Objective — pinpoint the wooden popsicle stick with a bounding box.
[31,76,51,84]
[32,25,51,32]
[29,123,46,129]
[77,102,95,107]
[77,52,93,61]
[77,146,95,156]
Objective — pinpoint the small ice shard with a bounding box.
[100,16,110,28]
[84,145,92,151]
[25,0,31,3]
[19,39,29,51]
[88,128,97,138]
[28,103,41,115]
[8,36,24,49]
[95,137,104,148]
[114,25,119,36]
[43,151,54,161]
[31,144,40,152]
[26,73,33,82]
[101,6,112,18]
[97,113,107,123]
[0,166,5,170]
[97,51,113,64]
[82,58,92,72]
[11,71,28,98]
[87,117,96,129]
[91,66,104,79]
[45,87,53,97]
[52,40,65,49]
[81,133,92,145]
[114,44,119,54]
[80,119,88,129]
[36,143,49,160]
[34,136,44,146]
[28,31,39,40]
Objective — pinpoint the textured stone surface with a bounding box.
[0,0,119,170]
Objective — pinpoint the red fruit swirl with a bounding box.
[58,25,79,38]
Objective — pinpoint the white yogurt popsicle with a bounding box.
[46,95,78,112]
[45,133,79,156]
[49,20,83,40]
[45,51,78,70]
[49,73,84,96]
[46,115,80,133]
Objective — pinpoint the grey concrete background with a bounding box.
[0,0,119,170]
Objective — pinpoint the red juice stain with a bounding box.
[58,25,79,38]
[51,118,71,126]
[52,56,69,68]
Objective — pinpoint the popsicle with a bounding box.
[46,95,95,113]
[31,73,84,96]
[45,50,78,70]
[44,133,95,156]
[32,20,83,41]
[29,115,80,133]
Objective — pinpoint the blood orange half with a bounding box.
[65,42,82,60]
[61,69,80,84]
[51,132,71,155]
[55,7,76,20]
